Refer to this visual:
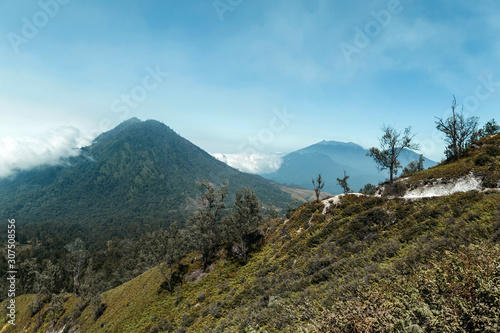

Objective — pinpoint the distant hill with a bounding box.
[0,119,294,242]
[262,140,436,194]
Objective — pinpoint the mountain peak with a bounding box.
[299,140,365,153]
[93,118,176,144]
[93,118,143,143]
[122,117,142,124]
[317,140,360,147]
[112,117,144,130]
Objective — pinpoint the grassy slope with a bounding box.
[3,192,499,332]
[407,133,500,187]
[2,134,500,333]
[280,186,332,203]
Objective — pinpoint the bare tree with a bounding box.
[435,96,479,160]
[336,170,351,194]
[367,125,420,183]
[312,174,325,202]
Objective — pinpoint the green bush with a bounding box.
[356,207,391,227]
[382,181,407,197]
[28,296,42,317]
[359,183,377,195]
[475,153,494,166]
[196,291,206,303]
[486,145,500,157]
[209,301,224,318]
[180,313,197,328]
[149,319,172,333]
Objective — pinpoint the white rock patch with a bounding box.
[321,193,365,214]
[404,174,483,199]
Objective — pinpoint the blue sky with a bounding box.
[1,0,500,175]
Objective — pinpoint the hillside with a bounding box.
[379,133,500,198]
[4,193,498,332]
[262,140,436,194]
[3,135,499,332]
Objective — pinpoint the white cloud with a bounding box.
[0,126,90,179]
[212,153,284,174]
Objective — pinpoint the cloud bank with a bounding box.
[0,126,90,179]
[212,153,284,174]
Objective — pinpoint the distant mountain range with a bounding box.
[0,118,297,242]
[261,140,436,194]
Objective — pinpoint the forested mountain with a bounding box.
[262,140,436,194]
[0,118,293,242]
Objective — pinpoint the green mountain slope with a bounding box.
[4,135,499,333]
[0,119,293,238]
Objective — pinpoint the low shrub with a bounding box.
[382,181,407,197]
[486,145,500,157]
[149,319,172,333]
[359,183,377,195]
[180,313,197,328]
[209,301,224,318]
[475,153,493,166]
[28,296,42,317]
